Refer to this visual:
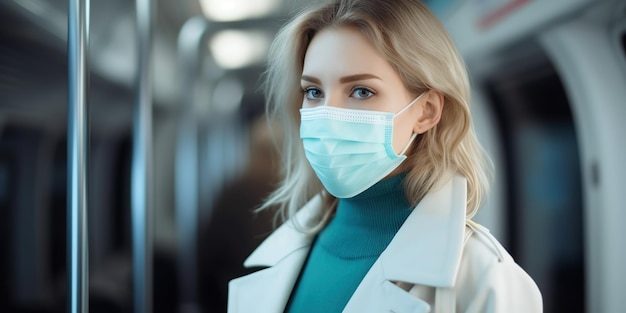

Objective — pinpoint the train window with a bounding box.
[484,45,585,313]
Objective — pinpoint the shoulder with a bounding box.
[454,222,543,312]
[459,222,512,272]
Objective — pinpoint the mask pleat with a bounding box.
[301,122,387,143]
[304,150,391,168]
[302,139,383,155]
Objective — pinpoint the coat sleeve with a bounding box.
[461,259,543,313]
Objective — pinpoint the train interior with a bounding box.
[0,0,625,312]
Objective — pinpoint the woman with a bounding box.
[228,0,542,312]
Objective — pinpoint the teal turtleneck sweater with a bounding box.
[285,173,413,313]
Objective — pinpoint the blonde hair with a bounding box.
[261,0,492,231]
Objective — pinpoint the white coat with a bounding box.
[228,174,543,312]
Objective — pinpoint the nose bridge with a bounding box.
[324,89,346,109]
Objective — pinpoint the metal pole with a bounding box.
[176,17,208,312]
[67,0,90,312]
[132,0,154,312]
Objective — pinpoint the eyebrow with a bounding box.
[339,74,381,83]
[301,75,321,84]
[300,73,382,84]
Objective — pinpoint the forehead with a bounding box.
[302,26,399,81]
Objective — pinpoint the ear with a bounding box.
[413,90,444,134]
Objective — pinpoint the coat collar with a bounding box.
[243,195,321,268]
[243,173,466,287]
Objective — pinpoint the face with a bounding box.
[300,26,424,154]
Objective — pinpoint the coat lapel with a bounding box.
[381,173,467,287]
[228,247,309,313]
[228,196,322,313]
[343,259,433,313]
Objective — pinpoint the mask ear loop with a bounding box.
[399,133,418,156]
[395,92,426,156]
[394,92,426,117]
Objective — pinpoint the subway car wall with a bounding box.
[2,0,626,313]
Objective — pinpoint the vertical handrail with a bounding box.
[176,17,209,312]
[132,0,155,313]
[67,0,90,312]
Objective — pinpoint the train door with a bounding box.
[540,4,626,312]
[482,42,585,313]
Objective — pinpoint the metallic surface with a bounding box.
[132,0,155,312]
[67,0,90,312]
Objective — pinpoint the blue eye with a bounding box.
[351,87,375,99]
[304,88,323,100]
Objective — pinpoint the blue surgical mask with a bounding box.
[300,93,424,198]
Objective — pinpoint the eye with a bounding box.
[351,87,375,99]
[303,87,323,100]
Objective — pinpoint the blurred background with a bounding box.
[0,0,625,312]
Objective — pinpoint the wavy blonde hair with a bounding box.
[261,0,492,232]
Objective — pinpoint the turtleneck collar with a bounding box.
[316,173,413,259]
